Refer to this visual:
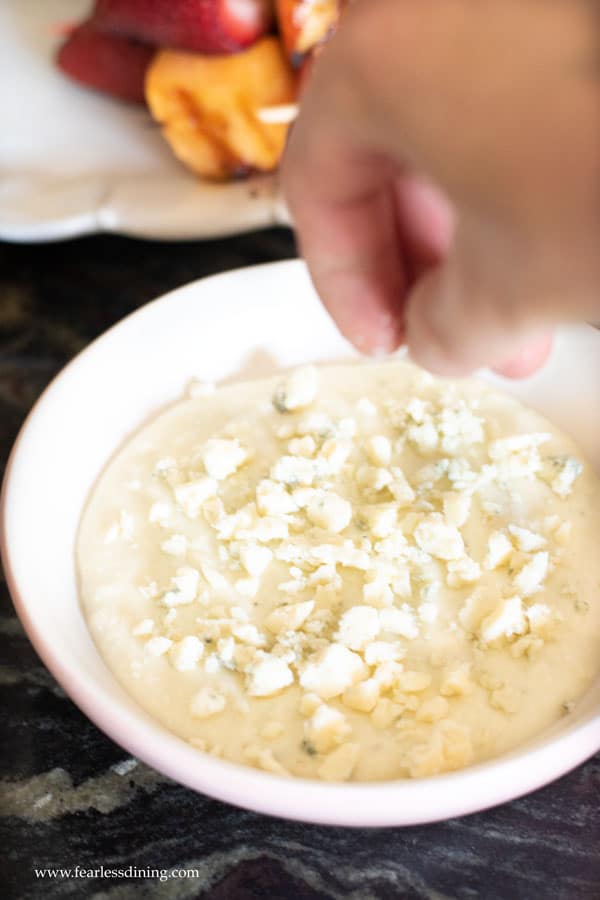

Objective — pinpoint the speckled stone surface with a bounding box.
[0,232,599,900]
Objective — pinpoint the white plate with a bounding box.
[2,260,600,826]
[0,0,289,242]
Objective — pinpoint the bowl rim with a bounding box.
[2,259,600,827]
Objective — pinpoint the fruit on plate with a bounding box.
[92,0,273,54]
[56,21,155,103]
[55,0,344,179]
[145,36,297,178]
[275,0,342,60]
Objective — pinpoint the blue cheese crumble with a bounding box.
[78,360,598,783]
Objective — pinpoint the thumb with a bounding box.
[405,238,554,377]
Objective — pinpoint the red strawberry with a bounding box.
[92,0,273,54]
[57,22,154,103]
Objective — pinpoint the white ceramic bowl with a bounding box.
[2,260,600,826]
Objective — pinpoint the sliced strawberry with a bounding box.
[57,22,154,103]
[48,20,78,38]
[92,0,273,54]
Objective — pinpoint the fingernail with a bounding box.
[494,333,554,379]
[368,344,393,359]
[341,312,403,357]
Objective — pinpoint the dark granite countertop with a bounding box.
[1,231,599,900]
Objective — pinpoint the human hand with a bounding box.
[283,0,600,376]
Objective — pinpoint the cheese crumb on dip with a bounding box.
[77,361,600,782]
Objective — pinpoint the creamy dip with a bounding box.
[77,362,600,781]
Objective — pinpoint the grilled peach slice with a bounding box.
[145,37,297,179]
[275,0,342,61]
